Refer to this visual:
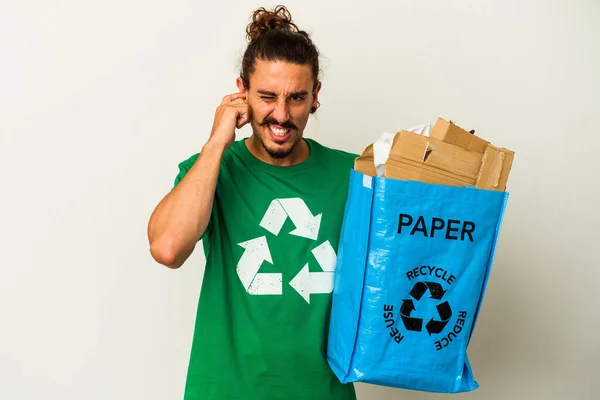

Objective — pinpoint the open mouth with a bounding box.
[267,124,292,142]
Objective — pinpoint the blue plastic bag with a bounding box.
[327,170,509,393]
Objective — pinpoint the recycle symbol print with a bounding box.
[235,197,337,304]
[400,281,453,335]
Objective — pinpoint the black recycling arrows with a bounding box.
[424,282,446,300]
[425,301,452,336]
[409,281,446,300]
[400,281,452,335]
[408,282,428,300]
[400,299,422,331]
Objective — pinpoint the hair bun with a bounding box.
[246,5,299,41]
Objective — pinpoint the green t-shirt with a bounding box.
[174,138,358,400]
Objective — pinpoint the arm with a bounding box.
[147,92,250,269]
[147,140,226,269]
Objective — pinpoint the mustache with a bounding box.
[259,117,297,130]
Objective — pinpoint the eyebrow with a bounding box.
[257,90,309,97]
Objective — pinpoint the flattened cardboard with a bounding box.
[388,130,429,162]
[353,119,514,192]
[383,130,482,186]
[385,159,475,187]
[418,137,483,179]
[430,118,489,153]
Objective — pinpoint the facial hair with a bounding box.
[256,117,300,159]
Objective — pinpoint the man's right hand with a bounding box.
[148,92,251,269]
[208,92,251,149]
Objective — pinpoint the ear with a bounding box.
[312,81,322,108]
[236,76,246,94]
[310,81,322,113]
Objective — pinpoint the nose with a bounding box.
[272,99,290,124]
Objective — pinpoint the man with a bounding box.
[147,6,357,400]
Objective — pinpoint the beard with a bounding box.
[254,117,300,159]
[263,142,295,159]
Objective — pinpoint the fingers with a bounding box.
[227,98,247,106]
[224,97,250,114]
[215,93,251,130]
[235,102,251,128]
[220,92,247,106]
[236,110,251,129]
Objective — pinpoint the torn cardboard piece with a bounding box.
[354,144,377,177]
[354,118,514,191]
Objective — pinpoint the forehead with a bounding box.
[249,59,313,93]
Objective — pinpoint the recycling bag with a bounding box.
[327,170,509,393]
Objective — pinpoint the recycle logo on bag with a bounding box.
[400,281,452,335]
[235,197,336,304]
[383,265,470,352]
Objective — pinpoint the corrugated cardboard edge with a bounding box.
[475,145,515,191]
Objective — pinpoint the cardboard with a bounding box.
[429,118,489,153]
[353,144,377,177]
[476,144,514,191]
[354,118,514,192]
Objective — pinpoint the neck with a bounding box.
[245,135,310,166]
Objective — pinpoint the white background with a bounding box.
[1,0,599,399]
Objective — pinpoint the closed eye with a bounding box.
[256,90,308,102]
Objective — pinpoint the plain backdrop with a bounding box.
[1,0,599,399]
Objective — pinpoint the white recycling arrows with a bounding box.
[236,236,282,295]
[310,240,337,273]
[259,198,322,240]
[236,197,337,302]
[289,240,337,304]
[289,264,334,304]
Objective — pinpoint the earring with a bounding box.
[310,101,321,114]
